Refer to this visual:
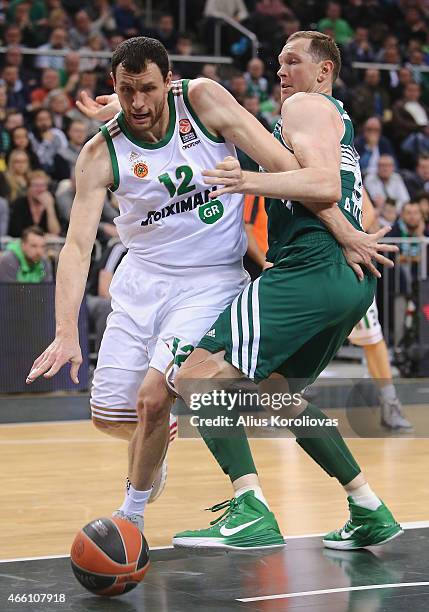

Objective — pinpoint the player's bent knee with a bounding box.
[135,392,171,427]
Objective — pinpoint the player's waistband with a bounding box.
[124,251,247,278]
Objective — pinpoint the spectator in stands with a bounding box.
[55,168,118,238]
[355,116,396,176]
[397,6,427,46]
[378,198,399,228]
[5,110,23,132]
[390,67,414,103]
[47,7,70,32]
[152,14,178,52]
[345,26,374,63]
[172,33,199,78]
[80,32,110,73]
[3,25,23,47]
[8,170,61,237]
[7,126,40,168]
[0,226,52,283]
[260,82,281,129]
[54,119,88,180]
[85,0,116,34]
[255,0,289,19]
[244,57,269,102]
[0,149,31,201]
[112,0,143,38]
[204,0,249,22]
[318,1,354,45]
[35,28,69,71]
[415,191,429,230]
[0,197,8,237]
[243,94,271,130]
[45,89,72,132]
[228,73,248,105]
[388,201,429,287]
[86,241,127,351]
[364,154,410,212]
[30,68,61,112]
[351,68,391,127]
[199,63,221,82]
[29,108,68,175]
[69,9,96,50]
[0,64,29,113]
[59,51,81,95]
[1,45,35,88]
[392,81,429,140]
[107,31,126,52]
[403,153,429,198]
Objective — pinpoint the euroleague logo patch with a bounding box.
[178,117,200,148]
[179,119,192,134]
[133,161,148,178]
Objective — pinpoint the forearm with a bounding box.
[55,242,91,336]
[242,169,341,203]
[316,205,361,245]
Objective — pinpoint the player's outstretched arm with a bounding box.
[26,135,112,384]
[76,90,121,122]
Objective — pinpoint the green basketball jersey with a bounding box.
[265,94,363,264]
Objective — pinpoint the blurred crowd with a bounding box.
[0,0,428,295]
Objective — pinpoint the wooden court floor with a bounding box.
[1,417,428,559]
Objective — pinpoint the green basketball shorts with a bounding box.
[198,233,375,387]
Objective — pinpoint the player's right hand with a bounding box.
[75,90,120,122]
[26,336,82,385]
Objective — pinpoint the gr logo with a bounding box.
[199,199,224,224]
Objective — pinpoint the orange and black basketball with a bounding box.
[70,517,150,597]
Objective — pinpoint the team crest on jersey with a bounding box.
[133,161,148,178]
[178,117,199,148]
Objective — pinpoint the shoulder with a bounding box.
[281,93,341,132]
[281,92,338,118]
[187,78,233,110]
[75,131,111,186]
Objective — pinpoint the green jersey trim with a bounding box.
[182,79,225,143]
[99,124,120,192]
[116,90,176,149]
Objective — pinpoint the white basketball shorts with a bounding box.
[91,253,249,422]
[348,298,383,347]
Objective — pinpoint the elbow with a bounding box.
[322,174,341,203]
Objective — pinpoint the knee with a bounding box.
[175,354,224,399]
[135,388,171,427]
[92,414,135,441]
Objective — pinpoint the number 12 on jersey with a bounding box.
[158,165,196,197]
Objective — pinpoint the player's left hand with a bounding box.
[341,226,399,280]
[202,156,245,198]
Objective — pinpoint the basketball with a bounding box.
[70,517,150,597]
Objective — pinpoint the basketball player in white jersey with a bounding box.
[26,37,396,534]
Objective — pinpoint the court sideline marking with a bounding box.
[237,582,429,602]
[1,522,428,564]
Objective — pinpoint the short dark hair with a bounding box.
[111,36,170,80]
[286,30,341,82]
[22,226,44,241]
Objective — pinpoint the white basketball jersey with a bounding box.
[100,79,247,268]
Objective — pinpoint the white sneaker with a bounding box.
[113,510,144,533]
[381,397,413,431]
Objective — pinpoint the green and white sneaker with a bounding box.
[323,497,403,550]
[173,490,285,550]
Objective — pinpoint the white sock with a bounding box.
[119,482,152,516]
[379,384,397,402]
[234,485,270,509]
[349,483,381,511]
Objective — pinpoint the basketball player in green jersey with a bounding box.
[173,31,403,550]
